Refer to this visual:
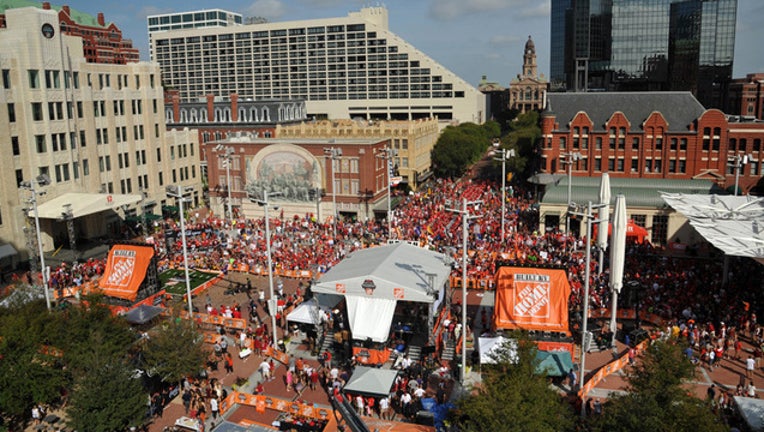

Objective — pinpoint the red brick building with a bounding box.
[0,2,140,64]
[726,73,764,120]
[540,92,764,194]
[203,136,391,222]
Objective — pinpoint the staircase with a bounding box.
[319,330,335,358]
[407,345,422,363]
[441,339,455,361]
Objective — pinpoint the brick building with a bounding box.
[204,136,392,222]
[540,92,764,194]
[726,73,764,120]
[0,1,139,64]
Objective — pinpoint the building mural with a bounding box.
[245,146,319,202]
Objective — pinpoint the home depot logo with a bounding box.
[106,249,136,287]
[513,273,551,318]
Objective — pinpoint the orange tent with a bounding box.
[592,220,648,244]
[98,245,154,301]
[493,266,571,335]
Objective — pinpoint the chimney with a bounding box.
[207,94,215,122]
[97,12,105,27]
[230,94,238,122]
[42,2,51,10]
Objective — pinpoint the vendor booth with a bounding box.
[311,243,451,364]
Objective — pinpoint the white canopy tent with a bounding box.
[734,396,764,431]
[29,192,142,219]
[478,336,517,365]
[342,366,400,397]
[661,193,764,264]
[311,242,452,343]
[286,294,340,325]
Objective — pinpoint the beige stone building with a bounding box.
[0,6,200,265]
[276,118,439,189]
[509,36,548,113]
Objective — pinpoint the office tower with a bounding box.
[151,6,485,122]
[550,0,737,108]
[0,5,199,260]
[147,9,243,61]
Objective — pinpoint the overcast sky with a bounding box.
[59,0,764,87]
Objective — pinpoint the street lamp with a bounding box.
[447,198,482,384]
[492,144,516,243]
[249,190,283,347]
[166,185,194,318]
[20,174,52,310]
[216,144,234,220]
[728,153,753,196]
[323,147,342,238]
[561,152,583,238]
[376,146,398,240]
[568,201,606,418]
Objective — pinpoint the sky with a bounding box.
[57,0,764,87]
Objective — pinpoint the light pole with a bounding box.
[568,201,606,418]
[492,145,515,243]
[323,147,342,238]
[561,152,583,238]
[728,153,752,196]
[447,198,482,384]
[166,185,194,318]
[250,190,283,347]
[376,146,397,240]
[21,174,52,310]
[216,144,234,221]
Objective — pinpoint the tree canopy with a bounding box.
[431,122,496,178]
[588,339,725,432]
[139,314,208,386]
[453,334,576,432]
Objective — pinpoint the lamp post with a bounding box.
[323,147,342,238]
[216,144,234,220]
[166,185,194,318]
[21,175,51,310]
[492,145,515,243]
[250,190,283,347]
[447,198,482,384]
[561,152,583,239]
[568,201,606,418]
[376,146,397,240]
[728,153,752,196]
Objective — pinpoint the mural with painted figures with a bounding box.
[245,151,318,201]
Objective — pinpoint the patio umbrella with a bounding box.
[597,173,611,274]
[609,194,627,349]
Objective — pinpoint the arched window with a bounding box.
[179,109,187,123]
[251,108,259,122]
[262,107,270,122]
[525,87,532,100]
[239,108,248,122]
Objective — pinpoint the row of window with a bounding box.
[20,69,156,91]
[553,134,764,153]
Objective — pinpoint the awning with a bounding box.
[30,193,142,219]
[0,243,18,260]
[124,304,165,325]
[342,366,399,397]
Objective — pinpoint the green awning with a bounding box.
[143,213,163,221]
[535,351,574,377]
[162,205,179,213]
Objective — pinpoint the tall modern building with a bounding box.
[147,9,243,61]
[0,5,200,264]
[550,0,737,109]
[150,6,485,123]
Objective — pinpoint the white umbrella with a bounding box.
[609,194,627,349]
[597,173,611,274]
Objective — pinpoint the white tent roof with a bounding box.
[286,294,339,325]
[30,192,142,219]
[312,242,451,303]
[734,396,764,431]
[478,336,518,365]
[661,193,764,263]
[342,366,399,397]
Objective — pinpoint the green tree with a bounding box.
[140,316,207,387]
[431,123,492,178]
[590,339,725,432]
[67,356,146,432]
[454,334,575,432]
[0,300,68,425]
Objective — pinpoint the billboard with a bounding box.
[98,245,154,301]
[493,266,571,335]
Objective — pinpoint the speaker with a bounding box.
[415,410,434,426]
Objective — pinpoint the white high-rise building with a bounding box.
[151,6,485,123]
[147,9,243,61]
[0,6,200,264]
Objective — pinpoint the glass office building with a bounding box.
[550,0,737,108]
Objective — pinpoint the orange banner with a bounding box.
[493,266,571,335]
[98,245,154,302]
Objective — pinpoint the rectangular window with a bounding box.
[679,159,686,173]
[632,138,639,150]
[156,148,162,162]
[54,164,62,182]
[670,138,678,151]
[596,137,602,150]
[158,171,163,186]
[652,215,668,246]
[608,158,615,171]
[28,70,39,88]
[32,102,43,121]
[655,137,663,150]
[11,136,19,155]
[35,135,46,153]
[79,130,86,147]
[73,161,79,179]
[2,69,10,88]
[680,138,687,151]
[6,103,14,122]
[559,137,566,150]
[82,159,89,176]
[77,101,83,118]
[16,169,23,187]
